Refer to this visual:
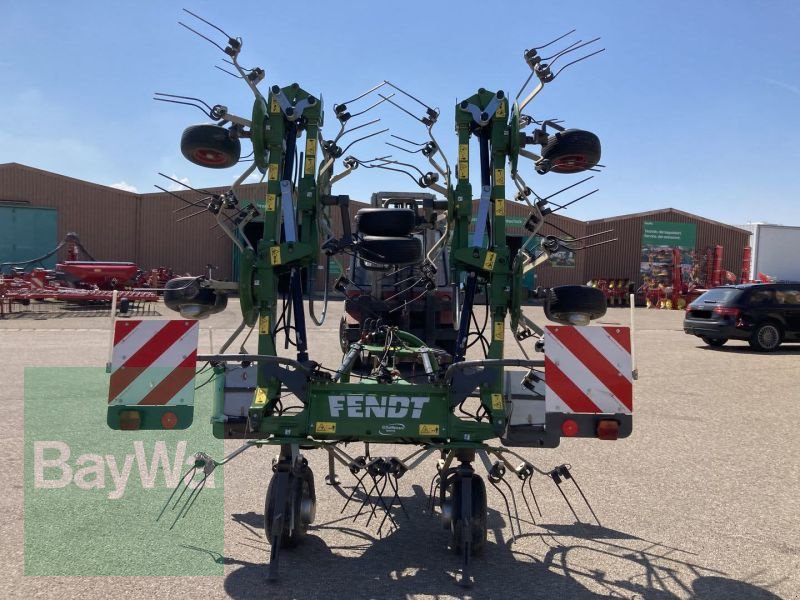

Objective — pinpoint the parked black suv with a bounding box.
[683,283,800,351]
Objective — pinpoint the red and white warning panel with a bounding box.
[107,320,199,430]
[544,325,633,415]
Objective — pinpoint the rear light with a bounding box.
[596,419,619,440]
[119,410,141,430]
[561,419,579,437]
[161,411,178,429]
[713,306,741,318]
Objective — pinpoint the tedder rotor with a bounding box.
[107,11,634,586]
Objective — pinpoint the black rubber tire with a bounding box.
[449,476,487,556]
[540,129,601,174]
[118,298,131,315]
[544,285,607,325]
[265,467,315,548]
[701,336,727,347]
[358,236,422,267]
[355,208,417,236]
[748,322,782,352]
[163,277,227,319]
[180,124,241,169]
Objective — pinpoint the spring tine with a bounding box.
[179,473,209,521]
[534,29,577,51]
[341,470,369,514]
[156,465,197,522]
[520,479,537,525]
[427,473,440,512]
[365,474,385,526]
[170,474,206,530]
[550,470,581,524]
[354,472,379,522]
[564,468,601,526]
[501,477,522,538]
[368,476,390,529]
[528,475,542,518]
[391,476,410,519]
[488,477,516,543]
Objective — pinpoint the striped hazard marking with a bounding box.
[544,325,633,415]
[108,320,199,407]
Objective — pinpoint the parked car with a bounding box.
[683,282,800,351]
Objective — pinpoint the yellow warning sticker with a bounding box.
[495,101,506,119]
[305,137,317,156]
[419,424,440,436]
[494,168,505,185]
[316,422,336,433]
[254,388,267,405]
[491,393,504,410]
[270,246,282,265]
[495,198,505,216]
[458,144,469,161]
[304,155,316,176]
[458,162,469,179]
[258,315,270,334]
[266,194,276,211]
[270,97,281,114]
[493,321,505,341]
[268,164,279,181]
[483,251,496,271]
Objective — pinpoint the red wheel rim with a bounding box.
[192,148,228,166]
[552,154,589,173]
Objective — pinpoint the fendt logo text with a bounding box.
[32,440,215,500]
[328,395,431,419]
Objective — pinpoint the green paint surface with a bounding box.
[24,368,224,575]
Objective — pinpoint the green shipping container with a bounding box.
[0,206,58,270]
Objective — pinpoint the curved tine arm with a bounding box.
[329,164,354,185]
[547,37,600,66]
[154,92,214,112]
[380,158,426,178]
[341,128,389,155]
[534,29,576,51]
[337,81,389,107]
[215,211,247,253]
[337,118,382,142]
[542,38,584,62]
[542,175,594,204]
[348,93,395,120]
[231,162,257,197]
[230,54,264,100]
[553,48,605,80]
[386,141,422,154]
[427,125,451,186]
[518,81,544,111]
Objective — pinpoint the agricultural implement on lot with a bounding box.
[107,11,634,585]
[0,233,163,317]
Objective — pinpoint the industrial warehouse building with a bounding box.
[1,162,751,292]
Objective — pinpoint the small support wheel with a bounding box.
[180,124,241,169]
[448,474,487,556]
[700,336,727,347]
[265,463,316,549]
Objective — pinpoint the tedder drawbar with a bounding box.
[107,10,634,585]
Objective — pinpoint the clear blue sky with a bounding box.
[2,1,799,225]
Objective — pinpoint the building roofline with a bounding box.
[585,207,751,234]
[0,162,138,196]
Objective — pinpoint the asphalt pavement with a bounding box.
[1,300,797,599]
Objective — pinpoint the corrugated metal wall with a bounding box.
[584,209,751,290]
[1,164,752,292]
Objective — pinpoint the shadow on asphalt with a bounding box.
[185,484,783,599]
[695,343,800,355]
